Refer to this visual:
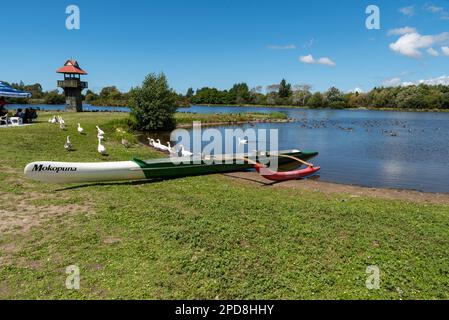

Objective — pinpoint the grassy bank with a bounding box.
[175,111,288,126]
[1,112,449,299]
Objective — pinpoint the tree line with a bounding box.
[187,80,449,110]
[4,79,449,110]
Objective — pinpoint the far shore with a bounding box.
[194,103,449,113]
[8,101,449,113]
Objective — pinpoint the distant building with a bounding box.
[57,60,88,112]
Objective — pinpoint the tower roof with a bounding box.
[56,60,87,75]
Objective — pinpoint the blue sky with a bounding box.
[1,0,449,94]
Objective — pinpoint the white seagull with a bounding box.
[238,137,248,145]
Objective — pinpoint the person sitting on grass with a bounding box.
[14,108,24,120]
[29,108,38,122]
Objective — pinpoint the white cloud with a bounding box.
[442,46,449,56]
[383,75,449,87]
[388,27,416,36]
[425,4,449,20]
[317,57,336,66]
[427,47,440,56]
[417,75,449,85]
[299,54,336,66]
[425,5,444,13]
[389,31,449,58]
[267,44,296,50]
[383,77,402,86]
[399,6,415,16]
[299,54,315,63]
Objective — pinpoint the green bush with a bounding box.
[130,73,178,131]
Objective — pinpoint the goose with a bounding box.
[77,123,84,134]
[148,138,155,147]
[96,126,105,137]
[60,122,66,130]
[157,140,170,151]
[238,137,248,145]
[153,139,163,150]
[97,137,107,155]
[121,138,131,148]
[48,116,54,123]
[51,116,57,124]
[166,142,172,152]
[64,136,72,151]
[179,145,193,157]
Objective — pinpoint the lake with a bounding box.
[8,104,449,193]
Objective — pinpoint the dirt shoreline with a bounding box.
[222,171,449,205]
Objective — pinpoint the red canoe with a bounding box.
[255,164,321,182]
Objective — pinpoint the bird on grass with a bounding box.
[64,136,72,151]
[121,138,131,148]
[96,126,105,136]
[156,139,170,151]
[77,123,84,134]
[59,122,66,130]
[97,137,107,155]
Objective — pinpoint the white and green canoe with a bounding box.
[24,149,319,184]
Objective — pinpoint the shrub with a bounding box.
[130,73,178,131]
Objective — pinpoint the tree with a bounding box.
[308,92,324,108]
[100,86,122,101]
[278,79,292,98]
[186,87,194,98]
[292,84,312,106]
[44,90,65,104]
[130,73,178,130]
[325,87,347,108]
[229,83,250,104]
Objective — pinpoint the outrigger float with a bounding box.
[24,149,320,184]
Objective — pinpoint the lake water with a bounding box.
[8,104,449,192]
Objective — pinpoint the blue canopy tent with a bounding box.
[0,81,32,98]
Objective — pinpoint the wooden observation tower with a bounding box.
[57,60,88,112]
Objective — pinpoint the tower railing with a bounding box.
[57,79,88,89]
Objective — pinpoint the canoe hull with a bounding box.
[24,150,318,184]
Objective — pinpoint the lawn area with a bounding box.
[0,112,448,299]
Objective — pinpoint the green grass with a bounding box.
[0,112,449,299]
[175,111,288,125]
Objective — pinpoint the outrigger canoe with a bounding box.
[24,149,319,184]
